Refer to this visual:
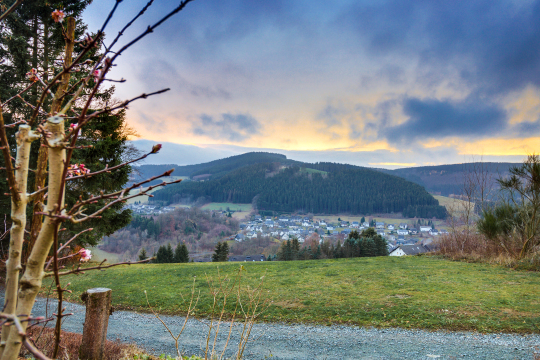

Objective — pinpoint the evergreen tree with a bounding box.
[212,242,223,262]
[166,243,174,263]
[212,242,229,262]
[220,241,230,261]
[291,237,300,260]
[155,245,168,263]
[0,1,134,251]
[175,243,189,263]
[361,217,365,224]
[138,248,148,261]
[374,236,389,256]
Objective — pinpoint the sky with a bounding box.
[82,0,540,168]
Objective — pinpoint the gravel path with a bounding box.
[10,295,540,359]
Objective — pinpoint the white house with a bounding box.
[429,229,439,236]
[397,229,409,236]
[376,222,385,229]
[420,226,431,232]
[399,223,408,230]
[389,244,430,256]
[387,224,395,230]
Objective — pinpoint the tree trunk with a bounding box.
[2,116,65,360]
[79,288,113,360]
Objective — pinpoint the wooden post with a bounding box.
[79,288,113,360]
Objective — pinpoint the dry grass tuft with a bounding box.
[19,326,156,360]
[436,232,540,271]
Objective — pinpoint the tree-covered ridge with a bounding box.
[130,152,292,185]
[151,162,447,218]
[378,162,518,196]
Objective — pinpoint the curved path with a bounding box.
[14,295,540,359]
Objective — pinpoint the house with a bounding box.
[429,229,439,236]
[327,226,334,231]
[235,233,245,242]
[376,222,385,229]
[279,217,289,222]
[362,221,369,227]
[399,223,408,230]
[228,255,266,262]
[377,230,386,237]
[320,221,327,226]
[439,229,449,235]
[410,228,418,235]
[352,221,359,228]
[389,244,431,256]
[397,229,409,236]
[387,224,395,230]
[420,226,431,232]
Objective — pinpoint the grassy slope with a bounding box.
[201,203,252,212]
[58,256,540,333]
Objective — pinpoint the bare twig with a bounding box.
[44,257,153,278]
[0,0,23,22]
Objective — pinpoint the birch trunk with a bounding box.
[0,126,38,356]
[2,116,65,360]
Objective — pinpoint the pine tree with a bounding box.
[138,248,148,261]
[166,243,174,263]
[175,243,189,263]
[155,245,167,263]
[291,237,300,260]
[220,241,229,261]
[212,242,229,262]
[374,236,389,256]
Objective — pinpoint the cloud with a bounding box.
[136,59,231,100]
[383,97,507,142]
[192,113,262,141]
[339,0,540,95]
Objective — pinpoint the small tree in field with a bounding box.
[138,247,148,261]
[175,242,189,263]
[0,1,195,359]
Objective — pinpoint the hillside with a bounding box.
[151,162,447,218]
[129,152,295,186]
[380,162,517,196]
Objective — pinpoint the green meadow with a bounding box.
[57,256,540,333]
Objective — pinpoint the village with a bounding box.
[234,214,446,257]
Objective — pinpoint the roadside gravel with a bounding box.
[15,295,540,359]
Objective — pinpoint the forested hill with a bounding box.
[129,152,295,185]
[379,162,518,196]
[151,162,447,218]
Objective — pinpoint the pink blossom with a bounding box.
[93,70,100,82]
[51,9,65,23]
[78,248,92,262]
[26,68,38,82]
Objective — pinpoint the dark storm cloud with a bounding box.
[383,97,507,143]
[192,113,262,142]
[339,0,540,94]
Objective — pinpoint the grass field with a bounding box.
[300,167,328,175]
[434,195,474,214]
[57,256,540,333]
[88,247,120,263]
[201,202,252,212]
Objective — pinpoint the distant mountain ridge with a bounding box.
[380,162,517,196]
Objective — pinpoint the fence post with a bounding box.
[79,288,113,360]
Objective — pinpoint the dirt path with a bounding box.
[15,295,540,359]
